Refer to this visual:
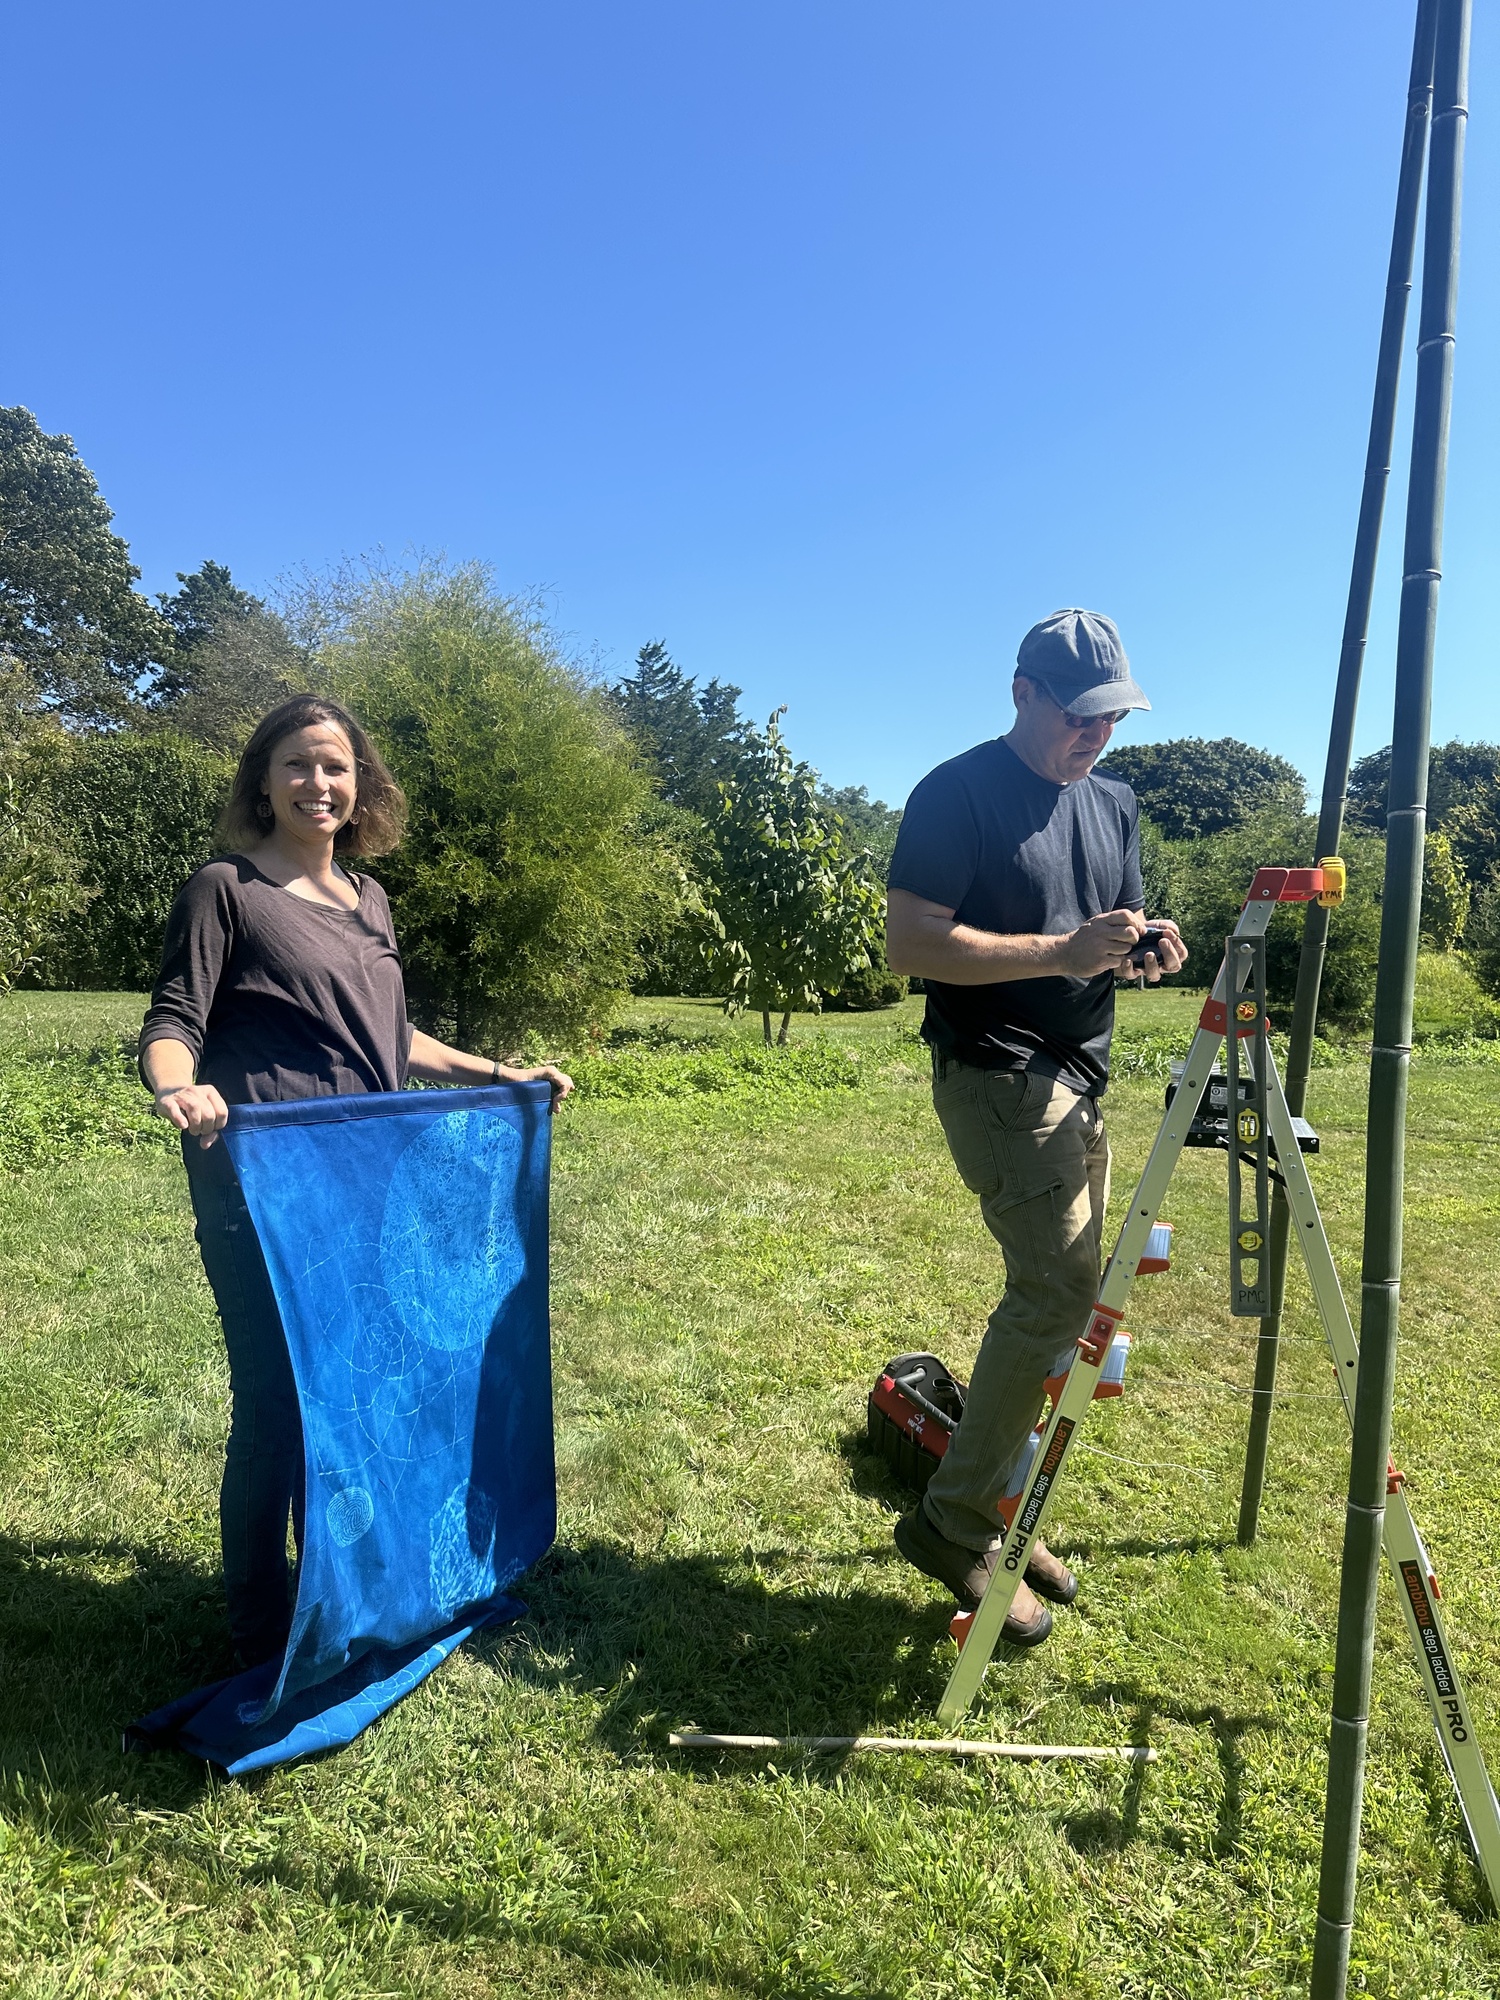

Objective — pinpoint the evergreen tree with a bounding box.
[152,561,305,748]
[610,641,749,819]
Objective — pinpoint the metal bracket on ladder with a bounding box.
[932,863,1500,1903]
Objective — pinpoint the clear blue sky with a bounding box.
[4,2,1496,807]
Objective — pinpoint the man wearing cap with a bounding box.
[884,609,1186,1646]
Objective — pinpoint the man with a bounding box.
[884,608,1186,1646]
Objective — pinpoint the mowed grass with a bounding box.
[1,990,1498,1998]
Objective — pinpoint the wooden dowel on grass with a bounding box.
[668,1733,1155,1762]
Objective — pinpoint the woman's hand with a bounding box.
[500,1063,574,1112]
[406,1030,574,1110]
[153,1082,230,1147]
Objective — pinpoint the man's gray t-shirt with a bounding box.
[888,737,1143,1095]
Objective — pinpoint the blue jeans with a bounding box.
[186,1154,306,1662]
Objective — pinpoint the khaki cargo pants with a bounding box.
[924,1052,1110,1552]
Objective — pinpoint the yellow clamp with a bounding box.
[1318,856,1347,908]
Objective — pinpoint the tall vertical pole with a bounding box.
[1237,0,1438,1546]
[1310,0,1470,1990]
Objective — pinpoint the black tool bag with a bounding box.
[866,1352,967,1494]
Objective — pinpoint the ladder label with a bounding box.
[1004,1416,1076,1565]
[1400,1561,1468,1741]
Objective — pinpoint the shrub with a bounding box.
[819,955,908,1011]
[39,730,232,990]
[1411,950,1500,1042]
[0,708,93,991]
[324,563,681,1050]
[1465,877,1500,998]
[0,1037,173,1170]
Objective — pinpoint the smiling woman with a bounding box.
[136,692,573,1668]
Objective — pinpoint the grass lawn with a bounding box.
[2,989,1498,1997]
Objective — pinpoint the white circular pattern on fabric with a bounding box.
[428,1481,499,1618]
[325,1486,375,1546]
[379,1110,523,1351]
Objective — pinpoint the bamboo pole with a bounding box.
[1310,0,1471,1990]
[668,1733,1156,1762]
[1237,0,1438,1547]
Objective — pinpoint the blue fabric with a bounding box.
[129,1082,555,1775]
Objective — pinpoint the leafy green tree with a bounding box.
[813,787,906,1010]
[610,640,750,820]
[1346,739,1500,833]
[1465,878,1500,1000]
[1098,738,1306,841]
[817,784,902,881]
[40,731,233,989]
[1442,778,1500,896]
[703,710,885,1044]
[152,562,305,749]
[327,564,679,1048]
[1138,815,1178,921]
[0,406,170,722]
[1420,829,1469,953]
[1159,808,1385,1031]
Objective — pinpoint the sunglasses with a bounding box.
[1040,687,1130,731]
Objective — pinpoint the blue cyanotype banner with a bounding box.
[129,1082,555,1775]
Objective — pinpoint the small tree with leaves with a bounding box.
[1420,828,1469,953]
[703,710,884,1044]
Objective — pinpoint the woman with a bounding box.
[140,693,572,1668]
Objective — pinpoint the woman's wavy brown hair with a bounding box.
[216,695,407,857]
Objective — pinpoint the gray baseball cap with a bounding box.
[1015,608,1151,717]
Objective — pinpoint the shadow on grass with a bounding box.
[475,1538,982,1756]
[0,1532,226,1817]
[1070,1678,1278,1857]
[834,1425,912,1509]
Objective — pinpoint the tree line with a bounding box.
[3,402,1498,1045]
[0,409,898,1045]
[1099,735,1500,1030]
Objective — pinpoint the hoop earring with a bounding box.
[255,796,275,826]
[349,807,363,825]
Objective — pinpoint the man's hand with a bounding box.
[1057,910,1145,978]
[1132,917,1187,985]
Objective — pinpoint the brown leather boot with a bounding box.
[1024,1538,1079,1606]
[893,1504,1053,1647]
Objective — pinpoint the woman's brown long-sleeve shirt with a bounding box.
[141,854,414,1177]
